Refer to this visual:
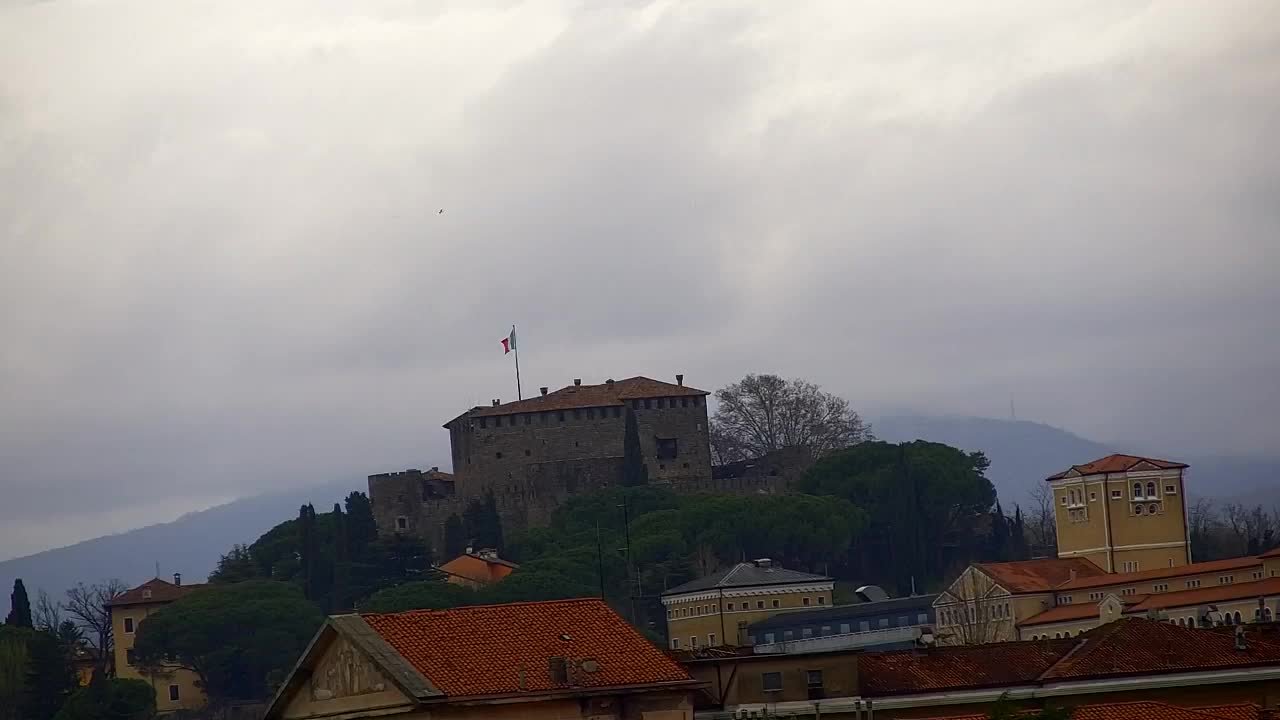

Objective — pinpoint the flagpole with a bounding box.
[512,324,522,400]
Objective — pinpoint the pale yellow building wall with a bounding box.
[112,602,205,713]
[934,567,1054,644]
[1053,478,1110,567]
[1263,556,1280,578]
[663,585,832,649]
[1053,468,1190,573]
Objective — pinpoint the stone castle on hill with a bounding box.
[368,375,808,547]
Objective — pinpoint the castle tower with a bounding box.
[1045,454,1190,573]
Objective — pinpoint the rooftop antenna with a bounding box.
[1009,394,1017,421]
[155,561,160,579]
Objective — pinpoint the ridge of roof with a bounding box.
[1045,453,1187,481]
[1059,555,1262,591]
[662,562,832,596]
[1019,596,1146,628]
[453,376,708,423]
[1125,576,1280,613]
[106,577,205,607]
[973,557,1107,593]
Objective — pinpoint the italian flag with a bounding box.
[501,327,517,355]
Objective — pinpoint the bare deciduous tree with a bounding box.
[1026,483,1058,558]
[32,589,63,633]
[936,569,1010,645]
[64,579,127,673]
[709,374,872,464]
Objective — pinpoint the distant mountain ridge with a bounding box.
[0,478,357,601]
[873,414,1278,510]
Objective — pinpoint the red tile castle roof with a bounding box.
[1045,454,1187,481]
[360,598,693,698]
[976,557,1107,593]
[454,376,707,422]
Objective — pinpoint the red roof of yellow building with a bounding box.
[106,578,204,607]
[1045,453,1187,481]
[975,557,1107,593]
[1059,556,1262,591]
[360,598,694,698]
[1125,577,1280,613]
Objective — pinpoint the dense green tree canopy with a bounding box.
[131,581,322,706]
[0,626,78,720]
[53,673,155,720]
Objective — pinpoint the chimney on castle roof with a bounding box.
[173,572,182,586]
[540,387,548,396]
[492,399,501,406]
[574,378,582,386]
[606,379,614,386]
[676,374,684,386]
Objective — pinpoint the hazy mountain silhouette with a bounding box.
[874,414,1278,511]
[0,478,357,601]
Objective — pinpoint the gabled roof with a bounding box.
[1059,556,1262,591]
[1045,454,1187,481]
[663,562,831,596]
[106,578,204,608]
[1039,618,1280,682]
[360,598,694,698]
[1125,576,1280,613]
[928,701,1266,720]
[1019,596,1146,628]
[452,376,707,423]
[973,558,1106,594]
[859,638,1077,695]
[438,552,519,585]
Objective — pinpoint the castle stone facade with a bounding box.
[370,375,741,547]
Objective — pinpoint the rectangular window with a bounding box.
[168,685,180,701]
[671,638,680,649]
[820,625,832,635]
[807,669,823,690]
[656,437,678,460]
[1219,575,1234,585]
[1186,579,1201,588]
[840,623,850,634]
[657,398,666,409]
[764,632,775,643]
[1061,495,1068,505]
[783,630,794,640]
[681,398,689,407]
[479,418,487,429]
[690,636,698,648]
[708,633,716,646]
[1090,592,1103,601]
[495,416,502,427]
[524,414,531,425]
[859,620,870,632]
[897,615,908,627]
[1253,571,1264,580]
[573,409,581,419]
[801,628,813,638]
[762,672,783,692]
[757,600,765,609]
[1153,583,1169,592]
[917,613,928,624]
[771,599,780,608]
[124,617,135,634]
[802,597,811,606]
[632,400,641,409]
[495,451,503,459]
[1111,489,1123,500]
[126,649,137,666]
[644,399,652,409]
[727,603,735,611]
[817,596,825,605]
[558,411,566,422]
[1165,484,1177,494]
[878,618,889,628]
[667,610,673,619]
[613,407,621,418]
[1090,492,1097,502]
[395,516,408,531]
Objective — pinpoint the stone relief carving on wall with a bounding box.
[310,637,388,701]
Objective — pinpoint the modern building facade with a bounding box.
[661,559,833,650]
[746,593,939,653]
[107,576,205,714]
[1046,453,1191,573]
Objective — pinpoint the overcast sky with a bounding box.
[2,1,1277,560]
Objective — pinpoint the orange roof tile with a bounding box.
[1020,597,1146,628]
[360,598,693,698]
[977,558,1107,593]
[859,638,1078,696]
[1125,577,1280,613]
[453,376,707,423]
[439,553,518,584]
[1260,546,1280,559]
[1060,556,1263,591]
[925,701,1263,720]
[1040,618,1280,681]
[1046,454,1187,481]
[106,578,204,607]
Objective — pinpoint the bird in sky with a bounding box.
[438,208,444,214]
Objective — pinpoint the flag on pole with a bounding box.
[501,327,517,354]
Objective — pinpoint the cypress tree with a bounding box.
[343,491,378,555]
[332,503,351,612]
[5,580,31,628]
[298,505,322,603]
[443,514,465,558]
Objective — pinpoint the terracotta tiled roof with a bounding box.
[1020,597,1146,628]
[925,702,1263,720]
[859,619,1280,698]
[1125,577,1280,613]
[106,578,204,607]
[858,638,1077,696]
[1045,454,1187,481]
[456,376,707,421]
[360,598,693,698]
[1059,556,1262,591]
[1039,618,1280,681]
[1259,546,1280,559]
[975,558,1107,593]
[439,553,519,584]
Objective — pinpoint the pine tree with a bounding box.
[298,505,322,603]
[1012,506,1030,560]
[621,408,649,487]
[5,580,31,628]
[987,501,1011,562]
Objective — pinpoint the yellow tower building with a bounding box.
[1046,454,1190,574]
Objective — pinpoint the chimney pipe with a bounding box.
[540,387,549,396]
[676,374,684,386]
[173,572,182,586]
[606,379,614,386]
[574,378,582,386]
[492,399,500,406]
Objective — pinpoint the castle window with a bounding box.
[657,398,666,409]
[817,596,825,605]
[693,396,701,406]
[772,599,780,608]
[612,407,621,418]
[756,601,765,609]
[682,398,689,407]
[524,449,531,456]
[558,411,565,422]
[524,414,531,425]
[656,437,678,460]
[495,452,503,459]
[1146,481,1157,497]
[727,602,734,610]
[479,418,487,429]
[573,409,581,419]
[644,399,652,409]
[396,516,408,531]
[495,416,502,427]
